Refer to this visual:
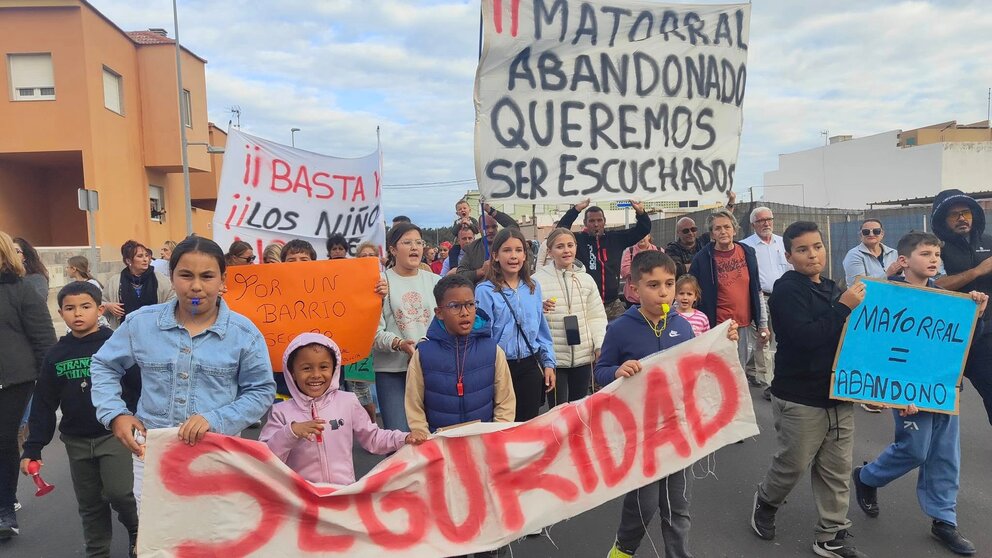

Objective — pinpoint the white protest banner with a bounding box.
[474,0,750,204]
[212,128,385,258]
[137,322,756,557]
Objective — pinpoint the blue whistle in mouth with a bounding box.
[191,297,201,315]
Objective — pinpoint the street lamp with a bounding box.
[291,127,301,147]
[173,0,193,235]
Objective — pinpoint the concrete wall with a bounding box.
[942,142,992,190]
[762,131,974,208]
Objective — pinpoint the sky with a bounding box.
[90,0,992,226]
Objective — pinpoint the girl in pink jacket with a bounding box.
[260,333,426,485]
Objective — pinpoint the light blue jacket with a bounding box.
[91,299,275,435]
[475,280,556,368]
[842,242,898,287]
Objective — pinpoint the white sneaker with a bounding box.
[12,501,20,512]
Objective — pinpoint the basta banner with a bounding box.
[213,128,386,259]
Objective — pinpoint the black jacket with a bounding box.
[457,209,520,283]
[689,241,763,328]
[21,327,140,460]
[665,240,701,278]
[769,271,851,408]
[556,207,652,303]
[0,272,56,389]
[932,189,992,331]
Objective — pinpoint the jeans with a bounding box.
[550,365,591,406]
[615,469,693,557]
[737,325,756,373]
[861,411,959,525]
[746,303,775,384]
[375,371,409,431]
[758,398,854,541]
[62,433,138,557]
[0,382,33,511]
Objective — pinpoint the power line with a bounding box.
[383,178,477,187]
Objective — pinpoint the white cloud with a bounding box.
[88,0,992,225]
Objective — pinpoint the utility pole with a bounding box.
[173,0,193,236]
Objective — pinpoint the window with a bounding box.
[149,185,166,222]
[181,89,192,128]
[8,53,55,100]
[102,66,123,114]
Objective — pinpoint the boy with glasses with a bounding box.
[405,274,516,556]
[405,273,515,435]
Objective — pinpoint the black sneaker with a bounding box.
[750,492,777,540]
[0,507,18,540]
[931,520,976,556]
[814,530,868,558]
[852,465,879,518]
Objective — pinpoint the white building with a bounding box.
[763,122,992,208]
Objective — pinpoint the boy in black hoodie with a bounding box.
[750,222,870,558]
[20,281,139,558]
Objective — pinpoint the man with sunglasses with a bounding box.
[842,218,900,288]
[741,207,792,397]
[666,217,701,277]
[556,198,651,320]
[932,189,992,426]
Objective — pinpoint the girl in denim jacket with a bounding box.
[91,236,275,507]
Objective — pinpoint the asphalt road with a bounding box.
[7,387,991,558]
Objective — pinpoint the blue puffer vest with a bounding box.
[417,310,497,432]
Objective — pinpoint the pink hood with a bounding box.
[259,333,407,486]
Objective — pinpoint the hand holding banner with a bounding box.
[831,278,980,414]
[213,128,385,258]
[475,0,750,204]
[136,322,757,557]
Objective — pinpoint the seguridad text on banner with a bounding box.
[212,128,386,258]
[136,322,758,557]
[474,0,750,204]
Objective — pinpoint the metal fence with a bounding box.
[642,202,945,289]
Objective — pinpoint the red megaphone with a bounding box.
[26,460,54,496]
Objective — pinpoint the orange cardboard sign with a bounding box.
[224,258,381,370]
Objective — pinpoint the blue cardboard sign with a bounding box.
[830,278,980,414]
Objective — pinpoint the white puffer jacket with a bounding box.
[534,262,608,368]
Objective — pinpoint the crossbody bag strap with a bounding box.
[495,287,538,358]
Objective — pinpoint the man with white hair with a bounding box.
[740,206,792,398]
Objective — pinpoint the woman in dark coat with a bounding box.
[0,231,56,539]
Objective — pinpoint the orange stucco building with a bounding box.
[0,0,222,258]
